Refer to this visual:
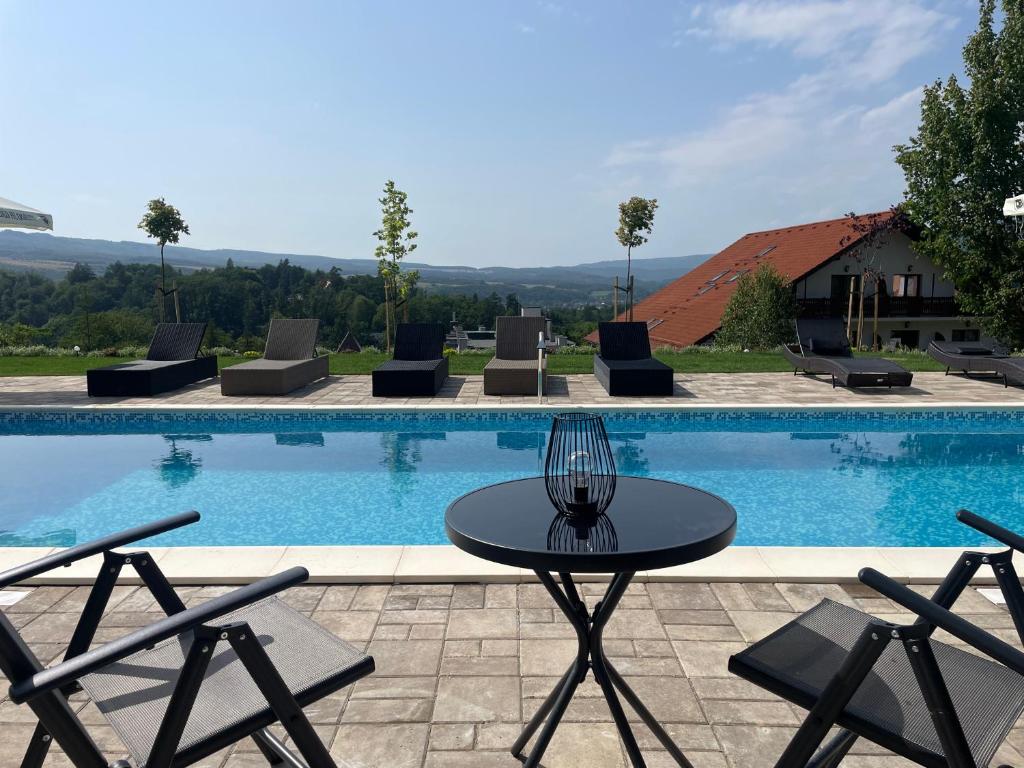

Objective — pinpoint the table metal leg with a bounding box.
[512,570,691,768]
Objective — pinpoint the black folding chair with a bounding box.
[729,510,1024,768]
[0,513,374,768]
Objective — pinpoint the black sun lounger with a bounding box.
[221,318,329,396]
[783,318,913,388]
[483,316,549,395]
[87,322,217,397]
[594,321,674,396]
[729,509,1024,768]
[372,323,449,397]
[928,340,1024,387]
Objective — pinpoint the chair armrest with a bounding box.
[9,566,308,704]
[859,567,1024,676]
[0,512,201,589]
[956,509,1024,553]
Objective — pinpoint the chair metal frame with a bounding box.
[739,509,1024,768]
[0,513,358,768]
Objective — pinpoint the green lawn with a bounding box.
[0,349,946,376]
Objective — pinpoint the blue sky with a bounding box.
[1,1,976,267]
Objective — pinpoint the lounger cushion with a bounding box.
[372,358,448,396]
[483,357,546,395]
[220,357,329,396]
[730,599,1024,768]
[87,357,218,397]
[80,597,372,768]
[594,356,674,396]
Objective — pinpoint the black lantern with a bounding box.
[547,512,618,553]
[544,412,616,519]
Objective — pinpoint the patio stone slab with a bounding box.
[2,576,1020,768]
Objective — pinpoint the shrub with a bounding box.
[715,265,797,351]
[242,350,262,358]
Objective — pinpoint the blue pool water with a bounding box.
[1,409,1023,548]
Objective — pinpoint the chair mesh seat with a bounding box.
[730,599,1024,768]
[79,597,370,767]
[375,358,445,371]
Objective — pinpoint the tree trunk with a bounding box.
[846,276,855,342]
[383,280,392,354]
[173,279,182,323]
[872,276,880,352]
[612,276,619,321]
[856,271,866,350]
[626,246,633,321]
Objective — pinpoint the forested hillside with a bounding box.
[0,260,606,351]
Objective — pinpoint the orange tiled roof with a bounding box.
[587,212,892,348]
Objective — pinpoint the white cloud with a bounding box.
[604,1,955,244]
[517,23,536,34]
[695,0,951,83]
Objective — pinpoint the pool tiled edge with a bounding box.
[0,544,1000,586]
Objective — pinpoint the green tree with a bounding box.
[615,196,658,321]
[138,198,190,322]
[894,0,1024,347]
[716,264,797,350]
[373,180,419,352]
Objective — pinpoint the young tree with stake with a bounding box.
[374,180,419,353]
[138,198,190,322]
[615,197,658,321]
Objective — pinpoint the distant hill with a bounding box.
[0,231,709,306]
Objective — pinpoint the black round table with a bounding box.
[445,476,736,768]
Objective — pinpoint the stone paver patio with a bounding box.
[1,371,1023,409]
[3,578,1023,768]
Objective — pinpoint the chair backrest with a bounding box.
[495,316,547,360]
[263,319,319,360]
[394,323,445,361]
[146,323,207,361]
[794,318,851,357]
[930,340,996,356]
[598,322,653,361]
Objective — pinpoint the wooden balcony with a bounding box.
[797,296,960,319]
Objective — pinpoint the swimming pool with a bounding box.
[1,409,1022,548]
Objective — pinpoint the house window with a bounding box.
[952,329,980,342]
[891,274,920,297]
[890,329,920,349]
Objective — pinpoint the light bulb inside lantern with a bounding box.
[567,450,592,504]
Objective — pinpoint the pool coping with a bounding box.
[0,545,1004,586]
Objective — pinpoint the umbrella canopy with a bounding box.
[0,196,52,230]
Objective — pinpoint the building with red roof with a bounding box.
[588,212,981,350]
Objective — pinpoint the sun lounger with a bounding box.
[372,323,449,396]
[594,321,674,396]
[0,512,374,768]
[87,322,217,397]
[729,509,1024,768]
[783,318,913,388]
[220,318,328,396]
[928,340,1024,387]
[483,316,548,395]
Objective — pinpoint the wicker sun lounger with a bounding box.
[928,340,1024,387]
[594,321,674,396]
[372,323,449,396]
[0,513,374,768]
[87,322,217,397]
[221,318,329,396]
[729,509,1024,768]
[783,318,913,388]
[483,316,548,395]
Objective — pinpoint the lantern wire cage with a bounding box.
[544,412,617,519]
[547,512,618,554]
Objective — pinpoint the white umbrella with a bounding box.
[0,196,52,230]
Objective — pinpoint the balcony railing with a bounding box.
[797,296,960,318]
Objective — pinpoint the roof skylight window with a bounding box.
[706,270,730,284]
[755,246,777,258]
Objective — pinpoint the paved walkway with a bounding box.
[2,371,1023,408]
[2,579,1021,768]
